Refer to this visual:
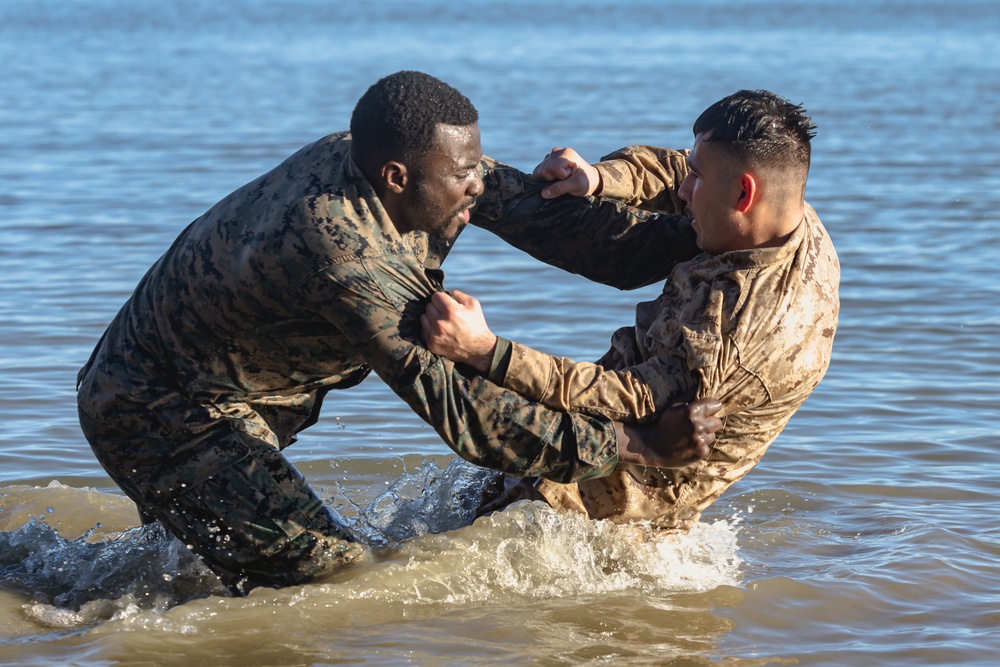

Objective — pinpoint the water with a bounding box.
[1,0,998,664]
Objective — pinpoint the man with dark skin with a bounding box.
[78,71,722,595]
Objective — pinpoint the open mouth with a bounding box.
[456,200,476,224]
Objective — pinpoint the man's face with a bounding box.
[403,123,484,239]
[677,133,746,255]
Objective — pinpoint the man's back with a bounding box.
[76,131,436,454]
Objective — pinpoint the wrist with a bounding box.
[615,422,644,465]
[470,334,498,374]
[588,165,603,197]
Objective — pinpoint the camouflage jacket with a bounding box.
[77,132,677,496]
[475,146,841,530]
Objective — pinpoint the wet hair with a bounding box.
[350,70,478,170]
[694,90,816,178]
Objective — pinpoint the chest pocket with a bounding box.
[680,327,721,372]
[678,326,723,396]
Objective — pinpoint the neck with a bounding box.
[746,200,804,249]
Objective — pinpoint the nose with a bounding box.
[468,169,485,197]
[678,173,692,203]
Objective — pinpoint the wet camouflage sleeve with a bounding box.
[593,145,692,214]
[496,208,838,421]
[298,257,621,483]
[468,150,704,422]
[494,341,682,424]
[473,159,700,291]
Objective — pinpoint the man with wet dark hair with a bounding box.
[691,89,815,204]
[350,70,480,175]
[425,90,839,530]
[694,90,815,155]
[77,71,719,595]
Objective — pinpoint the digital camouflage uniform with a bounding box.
[474,145,841,532]
[78,132,683,594]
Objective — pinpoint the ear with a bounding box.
[380,161,409,194]
[735,173,758,213]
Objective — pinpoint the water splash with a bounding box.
[320,459,743,605]
[0,460,743,631]
[0,518,225,626]
[383,500,743,602]
[331,457,496,548]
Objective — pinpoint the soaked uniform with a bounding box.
[474,146,840,531]
[77,132,659,594]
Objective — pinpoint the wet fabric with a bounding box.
[475,146,840,531]
[78,410,362,595]
[77,132,652,590]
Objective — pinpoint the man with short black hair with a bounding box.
[77,71,719,595]
[425,90,840,530]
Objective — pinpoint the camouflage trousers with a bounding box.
[78,410,364,596]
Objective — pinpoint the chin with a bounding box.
[429,223,461,240]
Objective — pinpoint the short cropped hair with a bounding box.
[350,71,478,169]
[694,90,816,176]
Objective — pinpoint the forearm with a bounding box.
[388,353,620,482]
[473,159,698,290]
[308,268,620,483]
[499,340,689,425]
[594,145,691,215]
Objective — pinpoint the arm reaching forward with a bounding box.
[421,289,724,469]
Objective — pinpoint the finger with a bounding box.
[532,155,555,178]
[534,160,570,182]
[424,302,443,322]
[430,290,457,310]
[541,177,581,199]
[450,289,478,308]
[696,438,712,457]
[532,149,563,177]
[691,398,724,416]
[695,415,723,432]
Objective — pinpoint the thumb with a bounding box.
[541,178,578,199]
[691,398,724,417]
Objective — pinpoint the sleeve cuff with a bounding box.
[593,161,635,201]
[488,336,513,384]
